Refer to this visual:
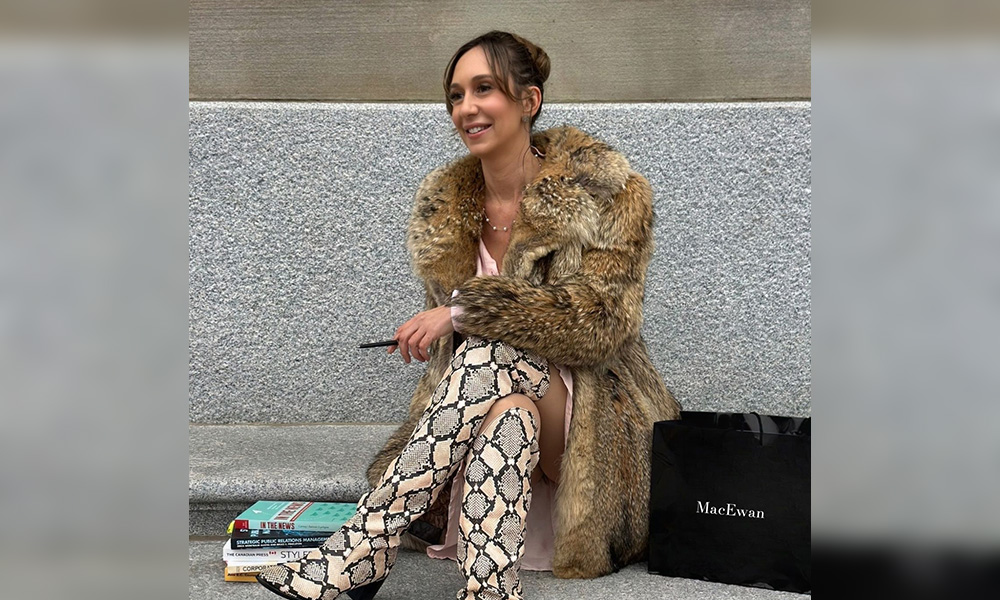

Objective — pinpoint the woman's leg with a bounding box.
[456,403,540,600]
[532,363,567,484]
[454,361,567,599]
[477,395,541,469]
[257,336,550,600]
[478,362,566,485]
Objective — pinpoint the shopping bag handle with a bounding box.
[750,411,764,446]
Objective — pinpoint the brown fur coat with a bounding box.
[365,125,680,578]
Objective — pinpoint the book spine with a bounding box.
[232,518,341,531]
[231,527,334,540]
[224,554,316,575]
[233,500,317,531]
[225,547,318,566]
[231,536,330,550]
[223,547,273,560]
[225,563,271,575]
[224,570,259,582]
[224,545,319,562]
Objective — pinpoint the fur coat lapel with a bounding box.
[407,126,631,296]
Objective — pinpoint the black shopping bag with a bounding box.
[648,411,811,593]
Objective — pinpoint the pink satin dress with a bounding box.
[427,238,574,571]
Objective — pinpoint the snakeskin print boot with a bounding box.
[256,336,550,600]
[455,407,540,600]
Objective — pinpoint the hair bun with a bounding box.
[512,34,551,83]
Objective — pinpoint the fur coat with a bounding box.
[365,125,680,578]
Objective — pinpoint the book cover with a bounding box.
[232,501,356,532]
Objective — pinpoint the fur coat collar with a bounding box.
[407,125,632,297]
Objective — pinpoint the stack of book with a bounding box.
[222,500,357,582]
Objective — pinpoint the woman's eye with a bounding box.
[449,83,491,102]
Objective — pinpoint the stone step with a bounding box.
[190,424,809,597]
[190,539,807,599]
[190,423,397,536]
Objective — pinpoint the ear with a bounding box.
[522,85,542,118]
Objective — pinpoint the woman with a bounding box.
[257,31,679,600]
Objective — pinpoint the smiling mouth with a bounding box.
[466,124,491,135]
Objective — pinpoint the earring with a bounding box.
[522,115,529,122]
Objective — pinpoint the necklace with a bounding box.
[482,144,544,233]
[484,212,513,232]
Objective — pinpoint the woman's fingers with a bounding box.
[389,323,404,353]
[419,332,435,362]
[390,312,445,363]
[388,325,403,358]
[410,329,428,362]
[401,325,426,363]
[408,324,428,363]
[397,333,411,363]
[387,328,399,355]
[395,324,413,363]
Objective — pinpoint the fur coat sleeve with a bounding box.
[447,174,653,367]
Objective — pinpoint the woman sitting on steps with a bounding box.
[257,29,680,600]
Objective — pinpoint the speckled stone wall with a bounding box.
[189,102,810,423]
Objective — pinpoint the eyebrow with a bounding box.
[449,74,493,89]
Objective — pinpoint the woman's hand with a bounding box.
[389,305,453,363]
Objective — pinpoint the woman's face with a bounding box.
[449,46,527,159]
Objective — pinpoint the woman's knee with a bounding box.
[481,394,540,434]
[454,336,532,368]
[453,337,550,401]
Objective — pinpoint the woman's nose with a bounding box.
[457,97,478,119]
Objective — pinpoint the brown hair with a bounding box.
[443,31,550,129]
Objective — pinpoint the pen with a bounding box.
[359,339,399,349]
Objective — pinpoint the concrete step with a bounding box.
[189,423,397,536]
[190,423,809,597]
[190,539,807,599]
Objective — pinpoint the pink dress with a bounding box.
[426,238,575,571]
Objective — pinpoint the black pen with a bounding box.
[359,339,399,349]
